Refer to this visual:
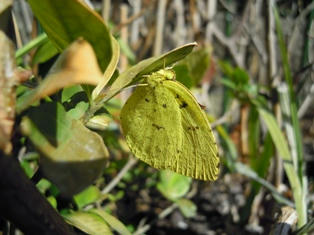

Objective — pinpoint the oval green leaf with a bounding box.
[28,0,112,71]
[157,170,192,201]
[64,211,112,235]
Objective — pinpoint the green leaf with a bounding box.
[274,7,306,228]
[32,38,59,64]
[173,64,192,88]
[86,114,111,131]
[248,107,260,159]
[294,218,314,235]
[220,78,237,90]
[37,178,52,194]
[234,162,293,207]
[258,109,292,162]
[139,42,197,76]
[104,42,197,102]
[28,0,112,71]
[176,198,197,218]
[74,186,101,209]
[90,209,132,235]
[15,33,48,59]
[22,102,72,146]
[233,67,249,85]
[47,196,57,209]
[64,211,112,235]
[215,125,238,171]
[157,170,191,201]
[107,191,125,202]
[67,101,89,120]
[175,47,211,87]
[21,102,109,197]
[117,37,135,62]
[92,36,120,101]
[19,160,35,178]
[218,60,234,78]
[61,85,83,103]
[259,108,304,223]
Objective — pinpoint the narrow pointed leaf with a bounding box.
[90,209,131,235]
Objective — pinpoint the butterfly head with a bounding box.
[155,69,176,80]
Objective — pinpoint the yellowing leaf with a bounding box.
[176,198,197,218]
[90,209,132,235]
[64,211,112,235]
[17,39,103,113]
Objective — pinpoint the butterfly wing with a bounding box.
[164,80,219,181]
[120,84,183,170]
[121,79,219,181]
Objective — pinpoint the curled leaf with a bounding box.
[17,39,103,113]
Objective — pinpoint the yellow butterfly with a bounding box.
[120,69,219,180]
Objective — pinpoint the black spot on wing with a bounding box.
[180,101,188,109]
[162,104,167,108]
[145,98,150,102]
[174,93,188,109]
[152,123,164,130]
[187,126,199,131]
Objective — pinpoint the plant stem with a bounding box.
[15,33,48,59]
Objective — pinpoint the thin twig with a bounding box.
[153,0,167,56]
[267,0,279,86]
[243,25,267,65]
[11,13,23,49]
[101,156,138,195]
[211,100,239,128]
[114,7,147,34]
[298,84,314,118]
[211,24,243,67]
[288,1,314,55]
[130,0,142,45]
[205,0,217,42]
[102,0,111,22]
[173,0,187,47]
[218,0,236,14]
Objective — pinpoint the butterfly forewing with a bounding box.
[164,80,219,180]
[121,84,183,170]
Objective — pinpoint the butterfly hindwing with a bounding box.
[164,80,219,180]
